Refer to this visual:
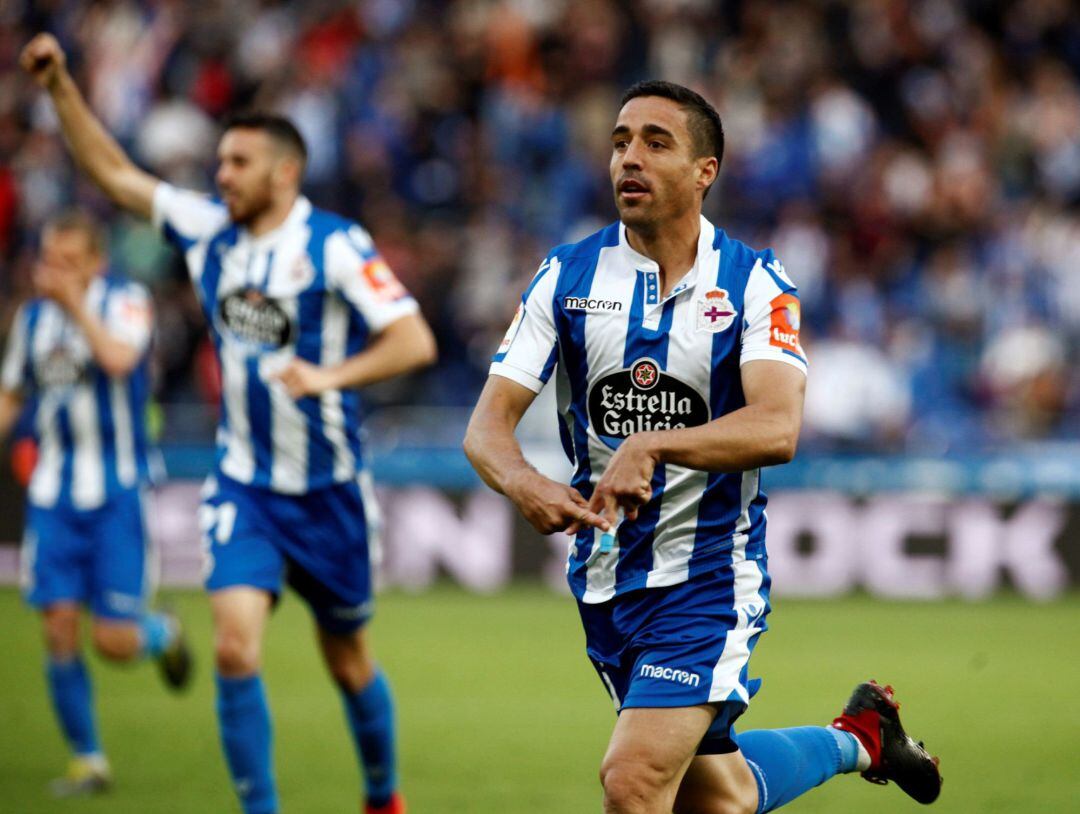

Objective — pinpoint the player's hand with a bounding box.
[274,358,338,399]
[20,33,67,90]
[504,469,609,536]
[589,433,659,527]
[33,262,84,313]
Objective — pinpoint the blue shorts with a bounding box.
[577,558,771,753]
[22,488,151,620]
[200,473,380,635]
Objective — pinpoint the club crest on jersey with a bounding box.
[218,288,294,352]
[588,357,709,449]
[696,288,736,333]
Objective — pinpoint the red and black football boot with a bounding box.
[831,680,942,804]
[365,792,406,814]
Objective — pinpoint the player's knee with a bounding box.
[321,636,375,692]
[42,610,80,658]
[600,758,669,813]
[214,630,261,677]
[91,622,140,661]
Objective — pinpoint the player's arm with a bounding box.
[0,308,29,442]
[590,361,805,525]
[35,264,147,378]
[275,311,436,397]
[0,390,23,444]
[464,375,608,536]
[20,34,158,219]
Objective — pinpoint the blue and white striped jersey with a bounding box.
[152,184,418,494]
[1,275,157,510]
[491,216,808,603]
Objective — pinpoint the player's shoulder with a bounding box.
[307,205,377,255]
[547,221,622,263]
[101,271,150,298]
[713,228,795,294]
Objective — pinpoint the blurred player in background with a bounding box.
[22,32,436,814]
[466,81,942,813]
[0,210,192,797]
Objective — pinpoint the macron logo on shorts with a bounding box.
[639,663,701,687]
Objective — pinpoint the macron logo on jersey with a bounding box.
[639,663,701,687]
[563,296,624,313]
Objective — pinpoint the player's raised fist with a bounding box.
[20,33,66,88]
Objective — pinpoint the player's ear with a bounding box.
[696,156,718,195]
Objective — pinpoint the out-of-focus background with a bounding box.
[1,1,1079,812]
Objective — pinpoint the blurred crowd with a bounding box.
[2,0,1079,452]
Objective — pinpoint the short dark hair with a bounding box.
[221,111,308,167]
[43,209,108,256]
[620,80,724,189]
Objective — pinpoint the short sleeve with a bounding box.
[1,305,29,393]
[151,182,229,249]
[105,283,154,356]
[740,254,808,375]
[324,226,419,332]
[488,255,560,394]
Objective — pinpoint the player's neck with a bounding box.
[246,193,300,238]
[625,211,701,297]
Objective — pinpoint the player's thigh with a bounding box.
[281,477,376,635]
[601,706,716,804]
[674,752,758,814]
[22,504,90,612]
[89,488,151,622]
[210,586,274,676]
[200,475,286,597]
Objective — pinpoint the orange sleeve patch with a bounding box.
[768,293,803,356]
[361,257,408,302]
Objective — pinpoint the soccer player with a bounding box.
[465,80,943,813]
[22,33,436,814]
[0,210,192,797]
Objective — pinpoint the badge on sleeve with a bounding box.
[696,288,736,333]
[360,257,408,302]
[498,304,524,354]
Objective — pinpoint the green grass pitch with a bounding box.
[1,586,1078,812]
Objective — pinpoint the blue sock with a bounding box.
[735,727,845,813]
[139,613,176,658]
[216,674,277,814]
[46,657,100,757]
[341,671,398,808]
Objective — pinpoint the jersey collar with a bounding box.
[243,195,313,248]
[618,214,716,303]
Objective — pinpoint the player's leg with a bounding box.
[673,751,759,814]
[87,488,192,687]
[23,506,111,795]
[316,625,402,814]
[285,474,402,814]
[212,586,277,814]
[202,476,287,814]
[600,705,734,814]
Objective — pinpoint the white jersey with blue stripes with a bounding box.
[152,183,418,494]
[1,276,157,510]
[491,216,808,603]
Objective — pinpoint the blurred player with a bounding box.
[22,33,437,814]
[0,210,192,797]
[465,81,942,813]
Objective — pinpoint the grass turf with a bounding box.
[0,586,1078,813]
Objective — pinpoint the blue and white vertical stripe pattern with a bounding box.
[0,276,156,510]
[490,216,807,603]
[152,184,418,494]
